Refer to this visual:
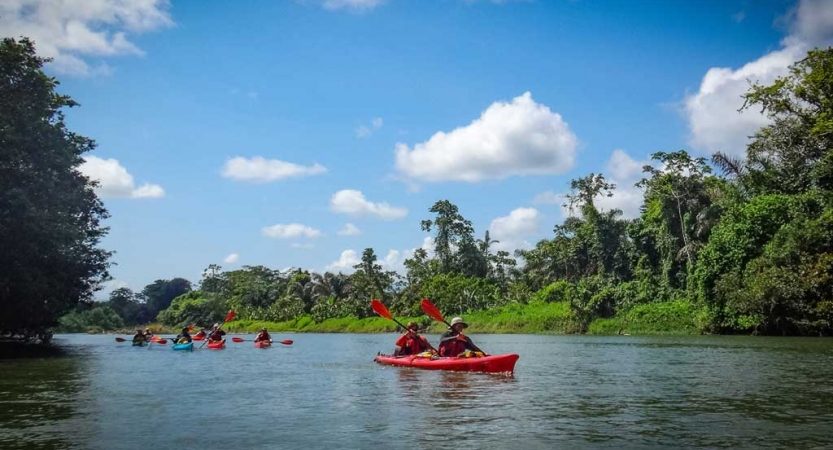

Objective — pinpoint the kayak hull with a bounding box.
[207,339,225,349]
[374,353,519,374]
[192,335,206,341]
[172,342,193,351]
[255,341,271,348]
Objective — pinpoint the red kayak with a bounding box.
[206,339,225,349]
[192,335,206,341]
[374,353,519,374]
[254,340,271,348]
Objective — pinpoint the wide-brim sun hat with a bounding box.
[450,317,468,328]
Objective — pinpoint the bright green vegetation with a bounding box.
[5,36,832,340]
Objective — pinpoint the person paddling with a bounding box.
[143,328,154,340]
[254,327,272,344]
[132,329,147,345]
[437,317,479,357]
[193,328,207,339]
[208,323,226,343]
[175,327,192,344]
[394,322,432,356]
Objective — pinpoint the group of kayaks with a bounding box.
[133,337,517,373]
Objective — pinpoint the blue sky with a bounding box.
[2,0,831,296]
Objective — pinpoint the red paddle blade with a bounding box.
[280,340,293,345]
[370,299,392,319]
[156,339,167,345]
[232,337,245,343]
[115,337,126,342]
[188,325,194,331]
[224,310,236,323]
[420,299,445,323]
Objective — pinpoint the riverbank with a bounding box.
[221,300,702,336]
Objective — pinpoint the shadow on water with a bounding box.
[0,342,88,450]
[0,342,70,360]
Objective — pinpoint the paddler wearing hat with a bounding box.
[437,317,479,357]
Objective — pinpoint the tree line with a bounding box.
[3,36,832,341]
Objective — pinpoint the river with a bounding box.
[1,334,832,449]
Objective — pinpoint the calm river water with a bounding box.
[1,333,832,449]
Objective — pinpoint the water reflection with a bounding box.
[0,344,88,450]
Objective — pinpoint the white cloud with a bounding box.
[337,223,362,236]
[0,0,173,76]
[378,236,435,274]
[223,253,239,264]
[537,150,646,220]
[262,223,322,239]
[80,156,165,199]
[683,0,833,156]
[395,92,577,182]
[533,190,564,206]
[221,157,327,182]
[607,148,645,181]
[326,249,360,272]
[322,0,384,11]
[488,207,541,252]
[355,116,384,138]
[330,189,408,220]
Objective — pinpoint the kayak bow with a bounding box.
[172,342,193,351]
[206,339,226,349]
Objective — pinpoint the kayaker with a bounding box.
[208,323,226,342]
[175,327,192,344]
[254,327,272,344]
[132,329,147,345]
[437,317,479,357]
[143,328,154,340]
[394,321,432,356]
[193,328,207,339]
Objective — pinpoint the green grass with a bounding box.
[587,300,702,335]
[462,301,580,334]
[223,302,580,334]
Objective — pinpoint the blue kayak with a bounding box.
[172,342,193,351]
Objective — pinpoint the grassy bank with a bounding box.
[224,301,583,334]
[587,300,702,335]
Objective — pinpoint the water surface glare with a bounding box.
[1,334,832,449]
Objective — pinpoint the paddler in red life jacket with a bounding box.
[193,328,207,339]
[438,317,479,357]
[208,323,226,343]
[394,322,432,356]
[254,327,272,344]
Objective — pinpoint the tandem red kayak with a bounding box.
[374,353,519,374]
[206,339,225,349]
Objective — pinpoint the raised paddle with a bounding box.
[200,310,236,349]
[231,337,293,345]
[420,298,487,355]
[371,299,438,353]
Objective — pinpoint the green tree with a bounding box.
[421,200,476,273]
[0,38,111,342]
[143,278,192,315]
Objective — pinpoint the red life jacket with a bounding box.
[255,332,271,342]
[395,334,429,355]
[438,332,475,357]
[209,330,226,341]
